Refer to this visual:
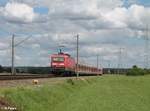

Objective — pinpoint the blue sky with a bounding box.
[34,7,49,14]
[0,0,150,68]
[139,0,150,5]
[122,0,150,7]
[0,0,9,6]
[0,0,49,14]
[0,0,149,15]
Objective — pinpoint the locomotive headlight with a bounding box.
[52,63,57,65]
[59,63,64,65]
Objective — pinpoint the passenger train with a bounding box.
[51,52,102,76]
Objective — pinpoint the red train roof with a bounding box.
[51,52,71,57]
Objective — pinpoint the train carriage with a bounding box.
[51,52,102,76]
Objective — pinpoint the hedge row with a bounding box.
[0,65,51,74]
[126,65,149,76]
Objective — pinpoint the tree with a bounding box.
[126,65,145,76]
[0,65,3,73]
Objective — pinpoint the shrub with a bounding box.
[66,79,75,85]
[126,65,146,76]
[0,65,3,73]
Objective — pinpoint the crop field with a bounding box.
[0,75,150,111]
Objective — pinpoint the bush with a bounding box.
[0,65,3,73]
[126,65,146,76]
[144,69,150,75]
[66,79,75,85]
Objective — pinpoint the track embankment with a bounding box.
[0,76,95,88]
[1,75,150,111]
[0,74,54,80]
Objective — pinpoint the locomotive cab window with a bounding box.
[52,57,64,62]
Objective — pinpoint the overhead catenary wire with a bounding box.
[14,35,33,47]
[117,47,124,74]
[0,34,33,51]
[0,47,11,51]
[143,25,149,69]
[11,34,33,75]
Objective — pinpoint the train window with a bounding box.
[53,57,64,62]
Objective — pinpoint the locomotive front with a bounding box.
[51,53,65,74]
[51,52,76,75]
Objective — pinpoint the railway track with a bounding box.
[0,74,55,80]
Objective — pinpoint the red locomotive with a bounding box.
[51,52,76,75]
[51,52,102,76]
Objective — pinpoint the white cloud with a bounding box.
[127,4,150,29]
[0,2,36,23]
[47,0,123,21]
[0,42,9,49]
[102,4,150,30]
[31,44,41,49]
[0,0,150,68]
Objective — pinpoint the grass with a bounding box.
[0,75,150,111]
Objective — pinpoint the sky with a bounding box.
[0,0,150,68]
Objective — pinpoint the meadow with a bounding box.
[0,75,150,111]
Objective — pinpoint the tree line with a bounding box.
[0,65,51,74]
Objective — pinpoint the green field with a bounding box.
[1,75,150,111]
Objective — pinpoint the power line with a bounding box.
[76,34,79,78]
[96,54,100,75]
[11,34,15,75]
[14,35,32,47]
[144,25,149,69]
[11,34,33,75]
[117,47,124,74]
[0,47,11,51]
[0,34,33,51]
